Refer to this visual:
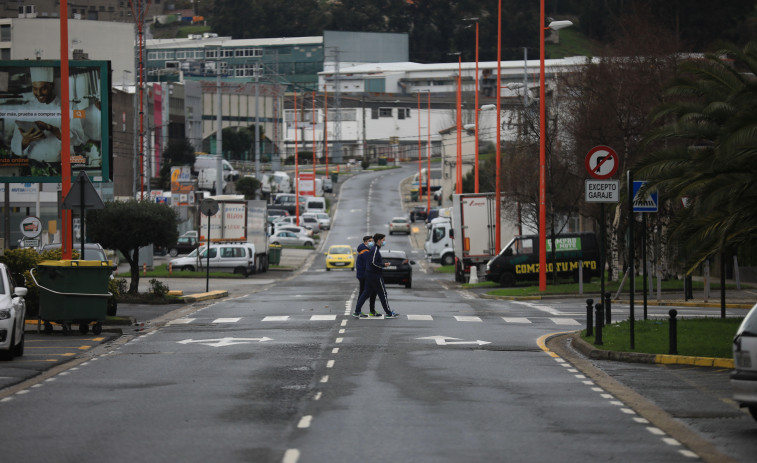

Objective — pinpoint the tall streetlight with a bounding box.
[455,53,463,194]
[427,92,432,212]
[539,4,573,291]
[463,17,480,193]
[417,92,423,200]
[496,0,502,253]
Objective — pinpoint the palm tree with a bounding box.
[638,41,757,271]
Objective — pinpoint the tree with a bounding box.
[236,176,261,200]
[637,41,757,271]
[87,201,179,294]
[559,12,679,278]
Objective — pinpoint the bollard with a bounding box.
[169,263,173,275]
[143,263,147,275]
[668,309,678,355]
[469,266,479,284]
[586,299,594,337]
[594,303,603,346]
[604,292,612,324]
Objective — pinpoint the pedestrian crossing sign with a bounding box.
[632,181,658,212]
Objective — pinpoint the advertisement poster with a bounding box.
[0,60,111,182]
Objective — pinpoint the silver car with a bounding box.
[270,230,314,247]
[0,263,28,361]
[732,302,757,422]
[389,216,411,235]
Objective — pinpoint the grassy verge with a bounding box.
[581,318,742,358]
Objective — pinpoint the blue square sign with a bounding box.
[632,181,658,212]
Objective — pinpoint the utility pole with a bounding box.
[216,57,223,195]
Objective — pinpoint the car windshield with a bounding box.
[330,246,352,255]
[0,272,5,294]
[393,218,408,224]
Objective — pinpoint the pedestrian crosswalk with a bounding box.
[166,315,582,326]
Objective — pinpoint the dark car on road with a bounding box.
[381,250,414,288]
[410,206,428,223]
[168,236,199,257]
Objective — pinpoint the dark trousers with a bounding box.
[358,277,377,313]
[356,274,391,314]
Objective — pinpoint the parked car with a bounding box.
[267,209,289,224]
[381,250,414,288]
[273,193,307,215]
[170,243,258,276]
[389,217,411,235]
[181,230,198,239]
[270,230,314,247]
[168,236,199,257]
[40,243,115,269]
[300,215,321,233]
[323,178,333,193]
[0,263,28,361]
[410,206,429,222]
[732,302,757,422]
[305,212,331,230]
[305,197,327,214]
[170,246,204,271]
[274,225,313,238]
[324,245,356,271]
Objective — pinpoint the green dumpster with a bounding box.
[330,172,339,183]
[378,157,387,166]
[32,260,112,335]
[269,244,282,265]
[410,188,419,202]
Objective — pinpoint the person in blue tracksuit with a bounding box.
[355,235,378,317]
[353,233,399,319]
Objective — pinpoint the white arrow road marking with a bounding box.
[417,336,491,346]
[177,337,273,347]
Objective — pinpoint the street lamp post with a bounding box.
[464,17,480,193]
[417,92,423,200]
[427,92,432,212]
[456,54,463,194]
[539,2,573,291]
[496,0,502,252]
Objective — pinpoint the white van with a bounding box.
[261,171,291,197]
[305,197,326,214]
[194,156,239,181]
[170,243,257,277]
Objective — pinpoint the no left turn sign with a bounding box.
[585,145,619,180]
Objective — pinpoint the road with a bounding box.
[0,165,754,462]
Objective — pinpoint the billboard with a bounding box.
[0,60,111,182]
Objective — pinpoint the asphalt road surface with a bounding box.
[0,165,754,462]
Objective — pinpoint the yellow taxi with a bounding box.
[325,245,356,271]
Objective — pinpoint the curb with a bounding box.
[568,332,734,368]
[182,290,228,303]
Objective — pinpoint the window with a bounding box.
[205,49,218,59]
[0,24,10,42]
[379,108,393,118]
[397,108,410,120]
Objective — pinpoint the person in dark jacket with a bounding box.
[355,235,378,317]
[353,233,399,319]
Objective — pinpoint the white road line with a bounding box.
[551,318,581,325]
[335,338,343,343]
[512,300,565,316]
[213,318,240,323]
[679,450,698,458]
[601,394,613,399]
[297,416,312,429]
[168,318,195,325]
[282,449,300,463]
[646,427,665,435]
[332,348,339,354]
[663,437,681,446]
[313,392,322,401]
[263,316,289,322]
[339,329,345,334]
[454,316,482,322]
[320,375,329,383]
[407,314,433,321]
[310,315,337,321]
[502,317,532,324]
[326,360,335,368]
[620,408,636,415]
[633,417,650,424]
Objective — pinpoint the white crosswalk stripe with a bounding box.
[454,316,482,322]
[502,317,532,324]
[551,318,581,325]
[165,315,580,325]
